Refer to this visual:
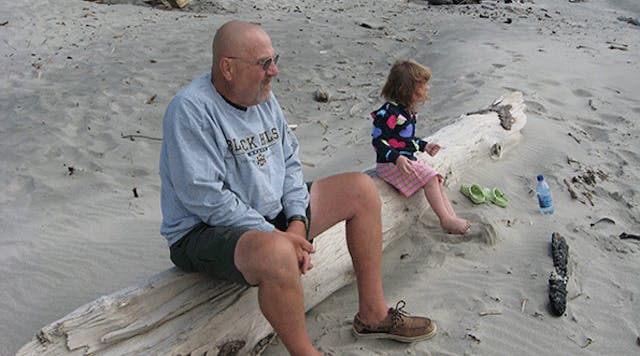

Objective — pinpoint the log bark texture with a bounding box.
[17,92,527,356]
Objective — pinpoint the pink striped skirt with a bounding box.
[376,160,440,197]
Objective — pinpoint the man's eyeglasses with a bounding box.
[227,54,279,71]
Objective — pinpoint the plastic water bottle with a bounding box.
[536,174,554,215]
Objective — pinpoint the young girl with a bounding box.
[371,59,471,235]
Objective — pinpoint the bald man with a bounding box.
[159,20,436,355]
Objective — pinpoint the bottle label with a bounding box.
[538,194,552,208]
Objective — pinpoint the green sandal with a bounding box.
[460,183,486,204]
[483,187,509,208]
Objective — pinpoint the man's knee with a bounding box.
[264,234,299,271]
[351,173,382,209]
[236,231,299,284]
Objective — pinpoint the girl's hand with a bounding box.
[424,143,441,157]
[396,155,416,176]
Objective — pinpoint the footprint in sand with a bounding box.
[1,175,35,204]
[571,88,592,98]
[524,100,547,115]
[427,218,498,246]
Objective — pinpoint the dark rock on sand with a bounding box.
[549,232,569,316]
[549,269,568,316]
[551,232,569,277]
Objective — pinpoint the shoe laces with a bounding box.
[390,300,410,329]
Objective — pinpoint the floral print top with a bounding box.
[371,101,427,164]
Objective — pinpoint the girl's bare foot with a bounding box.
[441,217,471,235]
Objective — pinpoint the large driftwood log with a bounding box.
[17,92,527,356]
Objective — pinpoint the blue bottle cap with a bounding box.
[537,175,544,181]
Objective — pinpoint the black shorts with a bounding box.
[170,184,312,286]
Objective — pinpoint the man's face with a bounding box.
[230,33,279,106]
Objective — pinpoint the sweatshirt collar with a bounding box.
[209,74,248,111]
[219,93,247,111]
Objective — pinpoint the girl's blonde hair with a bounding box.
[381,59,431,107]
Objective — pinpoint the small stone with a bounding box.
[313,88,329,103]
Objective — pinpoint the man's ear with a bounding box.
[219,58,234,81]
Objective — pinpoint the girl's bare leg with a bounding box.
[436,176,457,217]
[423,178,470,234]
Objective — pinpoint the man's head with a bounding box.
[211,20,279,107]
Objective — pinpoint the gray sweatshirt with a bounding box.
[159,73,308,246]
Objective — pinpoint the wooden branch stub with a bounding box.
[169,0,191,8]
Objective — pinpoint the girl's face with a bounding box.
[411,80,430,108]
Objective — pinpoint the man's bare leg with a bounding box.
[308,172,389,324]
[235,231,322,356]
[308,173,436,342]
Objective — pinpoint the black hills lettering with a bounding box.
[259,128,279,145]
[227,127,280,158]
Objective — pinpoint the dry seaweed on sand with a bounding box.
[617,16,640,27]
[619,232,640,241]
[427,0,481,4]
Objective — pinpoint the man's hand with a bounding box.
[276,224,315,274]
[396,155,416,176]
[424,143,441,157]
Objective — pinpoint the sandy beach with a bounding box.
[1,0,639,355]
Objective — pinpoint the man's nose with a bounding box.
[266,61,278,76]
